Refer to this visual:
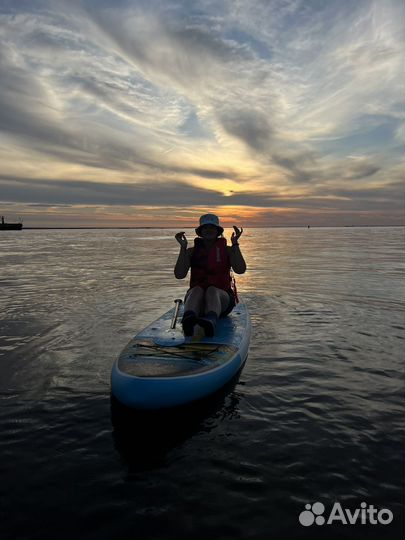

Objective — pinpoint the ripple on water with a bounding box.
[0,228,404,539]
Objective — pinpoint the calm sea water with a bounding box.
[0,227,404,540]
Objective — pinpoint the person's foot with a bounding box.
[181,310,198,336]
[197,311,218,337]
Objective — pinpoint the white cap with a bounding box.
[195,213,224,236]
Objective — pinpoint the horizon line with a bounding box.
[16,225,405,230]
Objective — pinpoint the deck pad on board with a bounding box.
[118,339,238,377]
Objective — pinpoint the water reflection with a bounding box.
[1,228,403,540]
[110,368,244,474]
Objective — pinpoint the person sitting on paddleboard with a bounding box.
[174,213,246,337]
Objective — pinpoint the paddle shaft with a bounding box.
[170,298,183,329]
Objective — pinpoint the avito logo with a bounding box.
[299,501,393,526]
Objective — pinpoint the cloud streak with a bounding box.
[2,174,403,214]
[0,0,403,226]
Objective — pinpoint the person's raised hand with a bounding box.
[231,226,243,245]
[175,231,188,248]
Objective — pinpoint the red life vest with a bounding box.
[190,237,232,291]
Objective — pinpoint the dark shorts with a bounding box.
[184,286,236,318]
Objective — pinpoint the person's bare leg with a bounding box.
[184,286,204,316]
[204,286,229,316]
[197,286,229,337]
[182,286,204,335]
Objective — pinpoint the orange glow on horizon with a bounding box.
[8,202,404,228]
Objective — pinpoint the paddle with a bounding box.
[153,299,186,346]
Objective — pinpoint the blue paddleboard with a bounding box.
[111,298,251,409]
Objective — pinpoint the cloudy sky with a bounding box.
[0,0,403,227]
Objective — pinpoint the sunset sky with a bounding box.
[0,0,404,228]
